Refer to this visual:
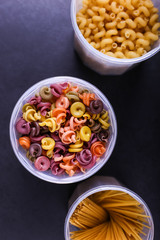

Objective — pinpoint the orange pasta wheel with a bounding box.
[67,168,78,177]
[65,118,79,131]
[19,136,31,150]
[63,153,75,163]
[51,107,66,124]
[52,107,66,117]
[55,95,70,109]
[79,93,96,106]
[56,113,66,124]
[64,117,86,132]
[74,117,87,125]
[60,157,80,176]
[59,128,76,144]
[64,120,72,131]
[71,86,79,92]
[70,117,86,130]
[60,161,75,171]
[91,141,106,157]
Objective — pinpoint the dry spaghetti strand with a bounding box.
[69,190,151,240]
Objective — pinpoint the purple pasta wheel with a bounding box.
[16,118,30,135]
[51,131,61,142]
[83,141,91,149]
[30,122,40,137]
[83,133,98,149]
[85,155,97,169]
[90,133,98,144]
[86,106,91,113]
[34,156,50,171]
[30,135,48,143]
[54,142,68,154]
[50,84,62,98]
[76,149,96,169]
[97,130,109,142]
[37,102,51,116]
[40,126,50,135]
[28,96,41,105]
[50,160,65,175]
[50,83,68,98]
[60,82,68,89]
[89,100,103,114]
[29,143,42,158]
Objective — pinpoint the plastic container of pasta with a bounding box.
[65,176,154,240]
[71,0,160,75]
[10,76,117,184]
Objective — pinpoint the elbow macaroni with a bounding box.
[76,0,160,59]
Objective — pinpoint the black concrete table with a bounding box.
[0,1,159,239]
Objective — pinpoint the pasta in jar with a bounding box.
[15,81,112,177]
[76,0,160,59]
[69,190,151,240]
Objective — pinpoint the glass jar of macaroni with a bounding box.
[71,0,160,75]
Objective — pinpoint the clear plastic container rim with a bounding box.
[9,76,117,184]
[64,184,154,240]
[70,0,160,65]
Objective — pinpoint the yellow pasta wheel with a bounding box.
[70,102,86,118]
[46,149,54,158]
[41,137,55,150]
[80,126,91,142]
[22,103,36,113]
[23,109,37,122]
[76,131,81,141]
[33,111,42,121]
[39,117,59,132]
[92,113,100,120]
[83,112,91,119]
[69,140,83,152]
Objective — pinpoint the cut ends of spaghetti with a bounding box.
[69,190,151,240]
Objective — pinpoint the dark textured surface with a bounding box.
[0,0,160,239]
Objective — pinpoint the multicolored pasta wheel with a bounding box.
[15,81,112,177]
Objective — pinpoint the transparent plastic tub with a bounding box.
[71,0,160,75]
[10,76,117,184]
[65,176,154,240]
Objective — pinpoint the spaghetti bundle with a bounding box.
[70,198,108,229]
[69,190,151,240]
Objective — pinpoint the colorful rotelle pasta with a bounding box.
[16,81,111,177]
